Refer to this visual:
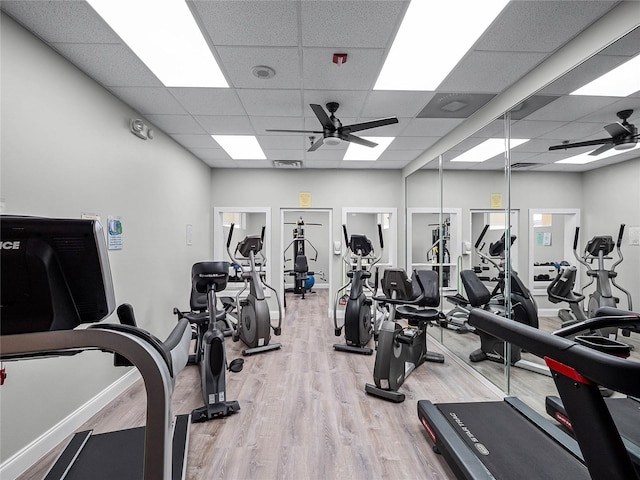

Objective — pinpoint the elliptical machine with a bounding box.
[175,262,243,422]
[365,268,445,403]
[574,224,633,320]
[333,224,384,355]
[464,226,539,367]
[224,223,283,356]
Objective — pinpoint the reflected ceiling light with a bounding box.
[555,142,640,164]
[343,137,395,161]
[570,54,640,96]
[87,0,228,88]
[212,135,266,160]
[450,138,529,162]
[374,0,509,90]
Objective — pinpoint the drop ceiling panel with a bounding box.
[439,51,548,93]
[361,91,436,118]
[145,114,207,135]
[525,95,618,121]
[170,134,220,149]
[301,91,368,118]
[302,48,385,90]
[577,99,640,123]
[510,120,567,138]
[50,42,162,87]
[1,0,118,43]
[377,150,421,162]
[400,118,465,137]
[236,89,303,116]
[169,88,246,116]
[188,148,230,161]
[300,1,406,48]
[190,1,299,47]
[257,135,306,150]
[194,115,254,135]
[263,150,305,161]
[108,87,186,115]
[216,46,302,89]
[388,136,440,151]
[540,121,608,140]
[251,116,306,134]
[474,1,619,53]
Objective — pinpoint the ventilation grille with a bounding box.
[273,160,302,169]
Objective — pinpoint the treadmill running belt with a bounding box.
[437,402,588,480]
[608,397,640,441]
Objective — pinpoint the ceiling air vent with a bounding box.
[273,160,302,169]
[511,162,541,169]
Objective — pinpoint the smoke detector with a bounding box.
[252,65,276,79]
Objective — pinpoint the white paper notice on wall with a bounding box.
[628,226,640,246]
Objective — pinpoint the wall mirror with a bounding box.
[341,207,397,268]
[528,209,581,299]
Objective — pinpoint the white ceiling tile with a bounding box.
[263,150,305,161]
[194,115,254,134]
[302,47,385,90]
[509,120,567,138]
[190,0,299,46]
[377,150,420,162]
[388,137,440,151]
[207,159,238,168]
[50,43,162,87]
[257,135,306,150]
[439,51,547,93]
[216,46,302,89]
[475,1,618,53]
[539,122,607,141]
[2,0,119,43]
[303,160,343,169]
[400,118,464,137]
[525,96,619,122]
[169,88,246,116]
[362,91,437,119]
[108,87,186,115]
[171,134,220,149]
[188,148,231,161]
[146,115,207,134]
[300,1,406,48]
[236,89,303,116]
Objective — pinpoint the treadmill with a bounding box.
[1,216,192,480]
[544,307,640,468]
[417,308,640,480]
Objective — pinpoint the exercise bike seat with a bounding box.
[396,270,440,326]
[460,270,492,307]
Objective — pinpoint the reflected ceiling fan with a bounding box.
[549,109,639,156]
[266,102,398,152]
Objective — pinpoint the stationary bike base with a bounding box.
[242,342,282,356]
[364,383,406,403]
[191,401,240,423]
[333,344,373,355]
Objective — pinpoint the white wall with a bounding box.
[0,14,212,463]
[582,157,640,310]
[209,168,404,312]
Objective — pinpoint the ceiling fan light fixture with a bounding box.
[614,141,636,150]
[324,137,341,146]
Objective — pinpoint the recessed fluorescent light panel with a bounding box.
[212,135,266,160]
[555,143,640,164]
[570,54,640,96]
[87,0,227,88]
[343,137,395,161]
[374,0,509,90]
[450,138,530,162]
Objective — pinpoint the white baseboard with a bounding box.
[0,369,141,479]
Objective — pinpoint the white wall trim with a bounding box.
[0,369,141,479]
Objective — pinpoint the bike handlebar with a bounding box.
[227,223,235,249]
[573,226,580,250]
[378,224,384,249]
[475,225,489,249]
[617,224,625,248]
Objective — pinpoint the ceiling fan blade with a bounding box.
[341,133,377,148]
[307,137,324,152]
[548,137,614,151]
[265,129,324,134]
[603,121,632,138]
[310,104,334,131]
[342,117,399,134]
[589,143,615,156]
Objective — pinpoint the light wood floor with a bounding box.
[18,290,503,480]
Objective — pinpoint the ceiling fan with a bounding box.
[549,109,639,156]
[266,102,398,152]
